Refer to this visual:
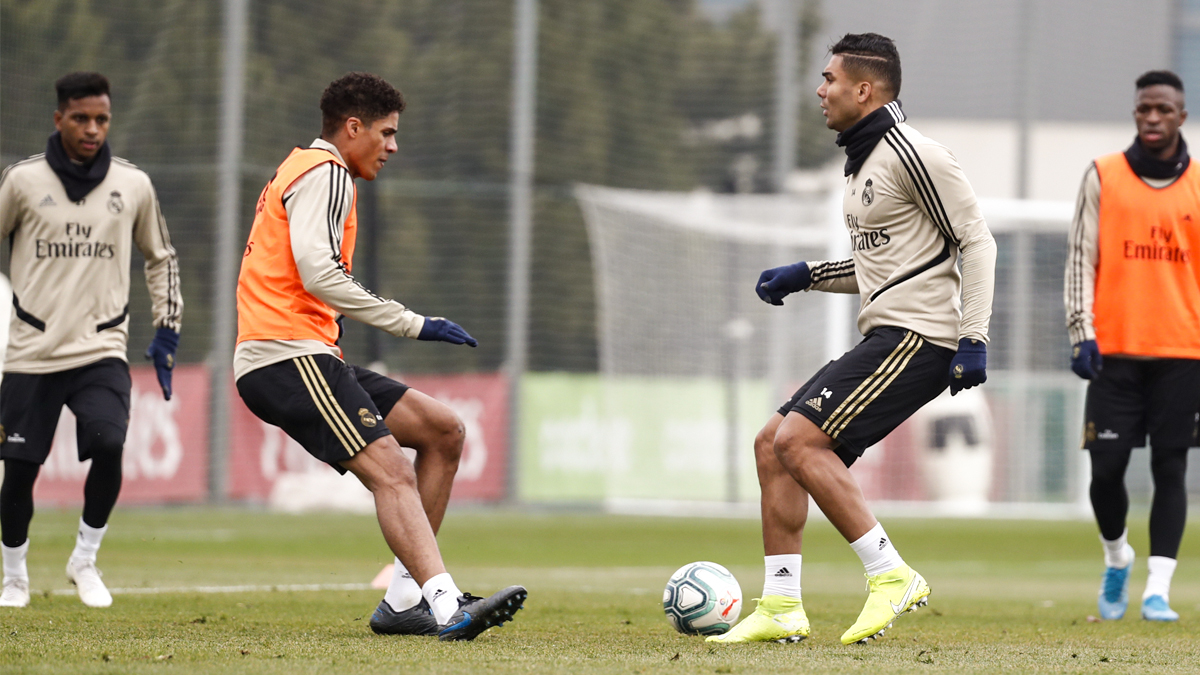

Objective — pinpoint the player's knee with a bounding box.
[80,421,125,465]
[754,425,783,474]
[433,413,465,465]
[1150,447,1188,487]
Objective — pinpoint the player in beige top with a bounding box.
[708,34,996,647]
[0,73,181,610]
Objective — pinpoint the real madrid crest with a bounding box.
[107,190,124,214]
[359,408,377,428]
[862,178,874,206]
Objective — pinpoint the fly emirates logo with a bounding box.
[846,213,891,252]
[35,222,116,259]
[1124,224,1191,264]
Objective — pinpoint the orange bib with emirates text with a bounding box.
[1093,152,1200,358]
[237,148,356,347]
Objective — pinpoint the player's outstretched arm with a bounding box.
[132,177,183,400]
[286,162,476,347]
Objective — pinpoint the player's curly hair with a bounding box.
[55,72,110,110]
[319,72,406,139]
[831,33,902,98]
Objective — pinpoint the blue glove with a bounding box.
[949,338,986,395]
[144,327,179,401]
[1071,339,1103,380]
[418,317,477,347]
[755,261,811,306]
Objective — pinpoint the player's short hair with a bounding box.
[320,72,406,139]
[1136,70,1184,93]
[830,33,902,98]
[55,72,110,110]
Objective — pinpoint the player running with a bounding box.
[234,72,524,640]
[1065,70,1200,623]
[0,72,182,609]
[707,33,996,645]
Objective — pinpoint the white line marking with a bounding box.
[50,583,374,596]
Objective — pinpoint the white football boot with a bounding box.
[66,558,112,608]
[0,578,30,607]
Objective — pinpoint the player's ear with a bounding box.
[857,81,871,104]
[53,109,63,129]
[345,116,363,139]
[1180,108,1188,125]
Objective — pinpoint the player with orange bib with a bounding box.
[234,72,524,640]
[1066,70,1200,623]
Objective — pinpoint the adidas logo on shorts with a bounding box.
[805,396,823,412]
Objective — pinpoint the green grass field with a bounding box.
[0,507,1197,674]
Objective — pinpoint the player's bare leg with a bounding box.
[369,390,466,635]
[342,436,446,585]
[384,390,464,534]
[773,412,928,644]
[757,413,809,555]
[772,412,874,541]
[708,414,812,643]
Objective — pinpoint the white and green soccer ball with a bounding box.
[662,561,742,635]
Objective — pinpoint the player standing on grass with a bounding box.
[708,33,996,645]
[1065,70,1199,623]
[0,72,182,609]
[234,72,524,640]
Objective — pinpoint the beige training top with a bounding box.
[0,153,182,374]
[808,119,997,350]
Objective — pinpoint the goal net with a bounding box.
[576,179,1092,518]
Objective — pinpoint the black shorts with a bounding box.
[0,358,131,464]
[236,354,409,473]
[778,326,954,467]
[1082,356,1200,451]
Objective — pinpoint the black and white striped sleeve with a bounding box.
[891,135,996,343]
[1064,164,1100,345]
[807,258,859,294]
[284,162,425,339]
[132,173,183,332]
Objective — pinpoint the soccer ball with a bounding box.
[662,561,742,635]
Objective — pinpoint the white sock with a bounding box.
[421,572,463,625]
[1143,556,1177,601]
[1100,530,1132,569]
[762,554,802,599]
[70,518,107,563]
[383,557,423,612]
[2,540,29,582]
[849,523,905,577]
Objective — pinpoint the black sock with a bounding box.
[1149,445,1189,559]
[1088,447,1133,541]
[0,459,40,548]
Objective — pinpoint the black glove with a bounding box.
[755,261,811,306]
[949,338,986,395]
[145,327,180,400]
[417,317,477,347]
[1070,339,1103,380]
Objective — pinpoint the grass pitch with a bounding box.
[1,508,1197,674]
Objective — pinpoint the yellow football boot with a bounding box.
[841,565,930,645]
[705,595,810,644]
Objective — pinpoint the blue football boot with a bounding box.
[1141,595,1179,622]
[438,586,527,641]
[1098,548,1134,620]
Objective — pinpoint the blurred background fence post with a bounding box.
[506,0,539,504]
[209,0,249,504]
